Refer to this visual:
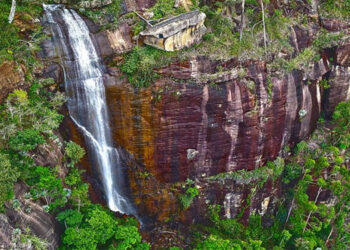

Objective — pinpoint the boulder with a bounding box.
[140,11,206,51]
[94,22,134,57]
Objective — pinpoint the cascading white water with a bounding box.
[44,4,133,214]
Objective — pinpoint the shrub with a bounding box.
[8,129,45,152]
[29,166,68,211]
[0,152,19,209]
[179,186,199,209]
[65,141,85,167]
[121,46,172,87]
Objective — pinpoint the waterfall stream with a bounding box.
[44,4,133,214]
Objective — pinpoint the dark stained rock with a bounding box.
[41,63,64,84]
[290,24,319,55]
[324,66,350,117]
[335,43,350,67]
[37,38,59,59]
[105,59,325,184]
[322,18,350,32]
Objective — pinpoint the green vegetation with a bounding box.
[282,48,317,72]
[0,85,148,248]
[0,153,19,210]
[121,46,173,87]
[179,186,199,209]
[65,141,85,167]
[0,84,64,209]
[320,0,350,20]
[80,0,122,29]
[116,0,346,87]
[196,2,294,61]
[58,205,149,249]
[29,166,68,212]
[0,2,147,248]
[0,0,45,67]
[149,0,194,20]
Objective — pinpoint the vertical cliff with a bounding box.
[37,0,350,237]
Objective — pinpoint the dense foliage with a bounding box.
[1,0,350,249]
[120,46,173,87]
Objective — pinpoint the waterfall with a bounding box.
[43,4,133,214]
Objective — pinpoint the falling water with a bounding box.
[44,4,133,214]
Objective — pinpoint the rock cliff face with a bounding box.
[40,6,350,226]
[101,30,350,224]
[106,58,325,183]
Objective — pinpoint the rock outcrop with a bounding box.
[0,183,60,250]
[140,11,206,51]
[0,61,27,103]
[122,0,156,12]
[94,22,134,56]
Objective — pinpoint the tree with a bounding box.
[0,152,19,208]
[60,205,116,249]
[8,129,45,152]
[56,209,83,228]
[30,166,68,211]
[8,0,16,24]
[65,141,85,167]
[58,205,149,249]
[259,0,267,51]
[240,0,245,41]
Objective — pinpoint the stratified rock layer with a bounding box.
[106,58,324,184]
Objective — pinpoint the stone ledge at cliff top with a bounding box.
[140,10,206,51]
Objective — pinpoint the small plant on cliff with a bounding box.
[121,46,173,87]
[179,186,199,210]
[0,152,19,210]
[65,141,85,167]
[8,129,45,152]
[320,0,350,20]
[312,29,344,50]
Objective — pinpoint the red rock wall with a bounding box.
[105,59,324,184]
